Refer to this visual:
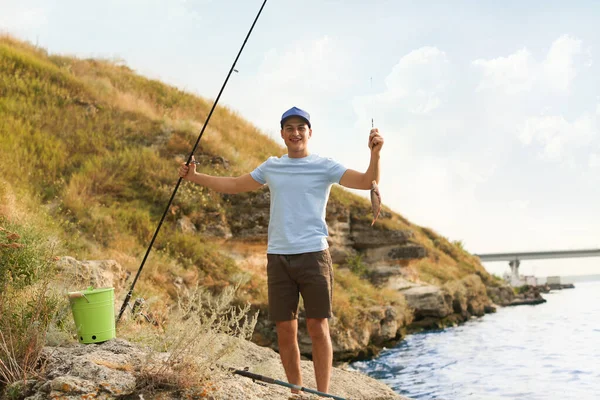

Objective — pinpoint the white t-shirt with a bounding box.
[250,154,347,254]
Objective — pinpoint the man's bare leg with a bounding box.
[276,319,302,394]
[306,318,332,393]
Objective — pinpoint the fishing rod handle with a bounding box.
[234,369,275,384]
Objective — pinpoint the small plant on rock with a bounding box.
[136,281,258,396]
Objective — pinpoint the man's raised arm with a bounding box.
[179,159,263,194]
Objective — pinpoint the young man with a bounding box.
[178,106,383,394]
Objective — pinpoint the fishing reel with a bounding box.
[128,297,157,326]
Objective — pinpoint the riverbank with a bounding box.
[351,281,600,400]
[2,253,547,400]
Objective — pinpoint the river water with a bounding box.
[350,281,600,400]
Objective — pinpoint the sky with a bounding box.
[2,0,599,277]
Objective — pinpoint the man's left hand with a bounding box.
[368,128,384,154]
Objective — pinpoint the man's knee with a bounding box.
[306,318,329,340]
[276,320,298,345]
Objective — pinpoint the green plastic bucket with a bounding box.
[68,287,116,344]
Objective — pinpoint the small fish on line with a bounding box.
[370,180,381,226]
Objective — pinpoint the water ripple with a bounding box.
[351,282,600,400]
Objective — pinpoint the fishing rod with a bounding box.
[232,368,347,400]
[117,0,269,323]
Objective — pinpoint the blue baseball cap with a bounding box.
[280,106,311,128]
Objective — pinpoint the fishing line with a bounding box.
[117,0,269,323]
[370,76,374,129]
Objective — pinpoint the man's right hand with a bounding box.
[178,156,197,180]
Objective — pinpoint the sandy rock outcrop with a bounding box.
[486,284,515,306]
[13,338,409,400]
[401,275,494,331]
[55,256,129,292]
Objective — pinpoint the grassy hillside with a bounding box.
[1,35,272,287]
[0,34,497,329]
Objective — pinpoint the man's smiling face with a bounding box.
[281,116,312,157]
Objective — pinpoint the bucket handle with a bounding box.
[68,292,90,303]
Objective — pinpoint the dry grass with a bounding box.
[133,283,258,395]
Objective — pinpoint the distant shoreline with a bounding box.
[537,274,600,284]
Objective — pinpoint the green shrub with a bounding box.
[345,253,370,279]
[0,219,61,394]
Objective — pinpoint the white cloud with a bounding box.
[450,158,490,186]
[590,154,600,168]
[257,36,346,92]
[518,112,597,161]
[350,36,598,265]
[0,5,47,32]
[509,200,530,210]
[473,48,535,94]
[542,35,583,91]
[473,34,585,94]
[353,46,450,124]
[226,36,351,137]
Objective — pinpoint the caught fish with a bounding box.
[370,180,381,226]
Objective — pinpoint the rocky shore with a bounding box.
[10,202,549,399]
[11,338,408,400]
[29,202,553,398]
[6,253,549,399]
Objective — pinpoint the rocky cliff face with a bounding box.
[325,199,428,268]
[213,190,502,361]
[253,304,410,363]
[399,275,495,331]
[223,191,427,360]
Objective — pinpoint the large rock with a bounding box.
[198,211,233,239]
[223,190,270,240]
[176,215,197,233]
[350,227,413,249]
[486,285,515,306]
[369,265,407,287]
[253,305,410,363]
[55,256,129,292]
[364,245,428,264]
[23,339,142,399]
[402,285,453,320]
[193,154,230,169]
[385,275,422,291]
[217,334,409,400]
[509,285,547,306]
[329,305,409,361]
[19,337,409,400]
[402,275,495,331]
[327,218,356,264]
[444,275,490,318]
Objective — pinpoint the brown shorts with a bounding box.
[267,249,333,321]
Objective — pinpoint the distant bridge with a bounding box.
[474,249,600,286]
[475,249,600,262]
